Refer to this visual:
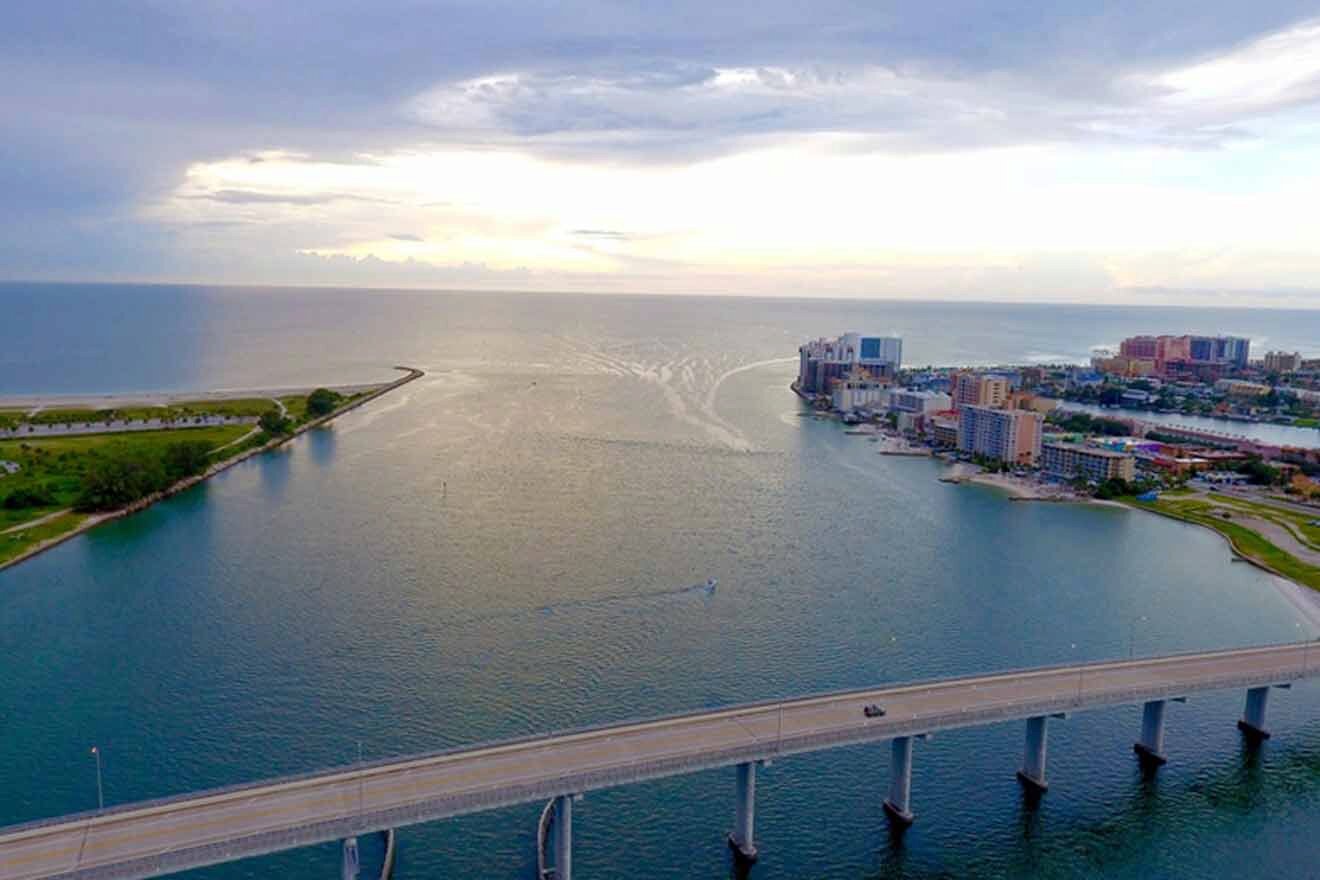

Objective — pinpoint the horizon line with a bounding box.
[4,278,1320,312]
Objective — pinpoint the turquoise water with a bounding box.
[3,284,1320,878]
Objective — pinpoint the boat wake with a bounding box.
[445,578,718,628]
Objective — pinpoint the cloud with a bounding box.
[3,2,1320,303]
[404,20,1320,160]
[195,189,389,206]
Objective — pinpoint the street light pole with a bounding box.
[91,747,103,812]
[1129,615,1148,660]
[777,702,784,753]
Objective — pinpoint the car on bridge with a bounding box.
[863,703,886,718]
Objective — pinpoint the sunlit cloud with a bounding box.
[7,3,1320,303]
[1150,20,1320,110]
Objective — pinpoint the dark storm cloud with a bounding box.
[2,1,1319,278]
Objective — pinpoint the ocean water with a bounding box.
[3,283,1320,879]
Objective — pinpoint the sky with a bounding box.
[5,2,1320,305]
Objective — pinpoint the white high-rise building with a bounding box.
[797,332,903,393]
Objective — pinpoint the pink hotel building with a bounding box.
[957,405,1044,466]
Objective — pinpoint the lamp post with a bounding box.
[777,702,784,753]
[1129,615,1148,660]
[90,746,103,812]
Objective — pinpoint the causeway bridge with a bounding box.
[3,641,1319,880]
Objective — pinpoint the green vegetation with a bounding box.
[0,512,89,566]
[2,485,57,510]
[0,383,382,570]
[1093,478,1131,500]
[306,388,343,417]
[17,398,277,427]
[0,426,246,528]
[75,438,217,511]
[1207,495,1320,550]
[280,396,309,422]
[1048,411,1130,436]
[1126,495,1320,591]
[1237,458,1283,486]
[259,409,294,436]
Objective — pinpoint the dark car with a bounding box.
[863,703,886,718]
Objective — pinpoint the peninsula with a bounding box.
[0,366,423,572]
[795,332,1320,597]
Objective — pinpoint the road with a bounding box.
[0,415,255,441]
[3,642,1317,880]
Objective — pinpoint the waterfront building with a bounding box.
[798,333,902,394]
[831,373,890,412]
[930,415,959,448]
[949,372,1008,410]
[1197,471,1251,486]
[957,405,1043,465]
[1092,353,1157,377]
[1119,334,1250,375]
[1214,336,1252,368]
[1119,336,1160,361]
[1121,390,1153,406]
[1008,392,1058,414]
[1066,368,1105,388]
[1288,387,1320,404]
[1215,379,1271,398]
[1264,351,1303,373]
[1041,443,1136,483]
[888,389,952,415]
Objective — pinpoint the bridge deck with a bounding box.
[3,642,1317,880]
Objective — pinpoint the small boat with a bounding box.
[705,578,718,595]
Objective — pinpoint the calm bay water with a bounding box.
[1059,402,1320,449]
[3,284,1320,879]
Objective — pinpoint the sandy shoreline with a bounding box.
[940,465,1081,501]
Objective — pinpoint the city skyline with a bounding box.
[5,3,1320,306]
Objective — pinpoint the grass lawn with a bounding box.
[1200,494,1320,550]
[281,390,367,426]
[0,425,248,528]
[22,397,275,425]
[0,512,90,565]
[1126,496,1320,591]
[279,395,310,422]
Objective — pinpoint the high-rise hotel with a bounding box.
[957,405,1043,466]
[797,333,903,394]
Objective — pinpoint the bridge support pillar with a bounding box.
[883,736,915,826]
[340,836,360,880]
[553,795,573,880]
[727,761,758,862]
[1017,715,1049,793]
[1238,686,1272,742]
[1134,700,1168,766]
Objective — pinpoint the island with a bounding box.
[0,366,423,571]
